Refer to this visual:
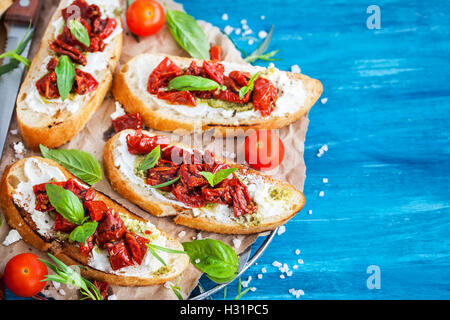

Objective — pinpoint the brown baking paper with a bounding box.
[0,0,309,300]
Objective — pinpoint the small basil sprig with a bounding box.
[46,184,97,244]
[244,25,280,64]
[199,168,238,188]
[69,221,98,244]
[55,55,75,101]
[138,145,161,171]
[239,72,261,99]
[234,277,252,300]
[69,19,90,47]
[145,239,239,284]
[46,184,86,225]
[168,75,224,92]
[149,176,180,189]
[39,253,102,300]
[40,145,102,185]
[166,9,210,60]
[183,239,239,283]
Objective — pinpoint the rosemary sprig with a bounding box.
[243,25,281,64]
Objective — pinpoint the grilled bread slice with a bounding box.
[112,53,323,135]
[16,0,123,150]
[0,0,12,17]
[0,157,189,286]
[103,129,305,235]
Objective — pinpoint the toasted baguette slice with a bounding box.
[112,54,322,135]
[0,0,12,17]
[16,0,123,150]
[103,129,305,235]
[0,157,189,286]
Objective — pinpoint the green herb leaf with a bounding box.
[147,243,187,255]
[0,22,33,76]
[146,244,168,266]
[54,55,75,101]
[69,19,90,47]
[244,25,280,64]
[45,184,85,225]
[40,145,102,185]
[138,145,161,171]
[39,253,102,300]
[166,9,210,60]
[234,277,252,300]
[239,72,261,99]
[199,167,238,188]
[182,239,239,283]
[149,176,180,189]
[69,221,98,244]
[168,75,222,92]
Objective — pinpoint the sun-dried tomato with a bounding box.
[172,183,206,208]
[184,61,203,76]
[84,200,107,222]
[146,160,180,191]
[228,178,257,217]
[252,77,278,117]
[229,71,251,87]
[179,164,209,188]
[202,186,232,205]
[49,39,87,66]
[203,60,225,85]
[161,146,190,164]
[54,213,77,233]
[46,57,59,72]
[147,57,184,94]
[105,241,134,271]
[209,45,223,61]
[62,0,96,21]
[83,189,96,201]
[124,232,149,265]
[36,72,59,99]
[212,89,250,104]
[157,91,197,107]
[126,130,169,155]
[73,69,99,95]
[79,235,94,256]
[92,281,109,300]
[95,209,126,248]
[92,17,117,40]
[112,113,142,133]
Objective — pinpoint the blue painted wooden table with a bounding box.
[180,0,450,300]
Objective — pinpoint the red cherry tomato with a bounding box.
[126,0,166,37]
[244,130,285,171]
[3,253,47,297]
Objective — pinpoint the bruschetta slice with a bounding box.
[112,53,323,135]
[0,157,189,286]
[16,0,123,150]
[103,129,305,234]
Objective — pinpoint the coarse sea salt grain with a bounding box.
[277,225,286,236]
[2,229,22,246]
[222,13,228,21]
[319,191,325,197]
[235,28,241,35]
[291,64,301,73]
[272,261,282,268]
[224,25,234,35]
[257,274,263,279]
[241,276,252,288]
[261,267,267,273]
[240,19,247,25]
[280,275,285,279]
[323,178,329,183]
[258,30,268,39]
[13,141,25,159]
[108,294,117,300]
[295,249,301,255]
[178,231,186,238]
[321,97,328,104]
[308,210,313,215]
[250,287,257,292]
[248,39,254,45]
[261,15,265,20]
[298,259,304,265]
[233,238,242,249]
[293,265,299,270]
[195,259,201,264]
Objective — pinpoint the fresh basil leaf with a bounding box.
[199,171,215,187]
[54,55,75,101]
[199,168,237,187]
[166,9,210,60]
[239,72,261,99]
[149,176,180,189]
[69,19,90,47]
[138,145,161,171]
[182,239,239,282]
[168,75,221,92]
[69,221,98,244]
[40,145,102,185]
[46,184,85,225]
